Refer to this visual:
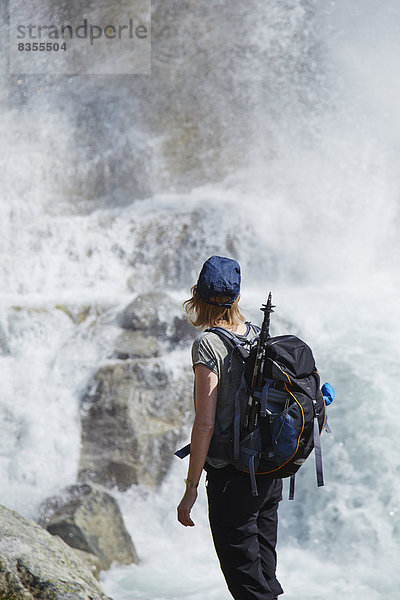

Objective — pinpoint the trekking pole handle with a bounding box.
[251,292,275,391]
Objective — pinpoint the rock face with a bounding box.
[0,504,111,600]
[38,483,138,571]
[79,357,192,490]
[78,292,195,491]
[112,330,161,360]
[70,549,102,581]
[117,291,197,345]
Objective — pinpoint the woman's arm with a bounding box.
[177,364,218,527]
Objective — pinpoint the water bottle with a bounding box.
[321,382,335,406]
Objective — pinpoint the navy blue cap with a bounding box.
[196,256,241,308]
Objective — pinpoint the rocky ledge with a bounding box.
[38,483,138,572]
[0,504,111,600]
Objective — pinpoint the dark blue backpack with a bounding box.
[176,327,330,498]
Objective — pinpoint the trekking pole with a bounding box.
[244,292,275,430]
[251,292,274,389]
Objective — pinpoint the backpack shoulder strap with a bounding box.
[205,324,257,360]
[249,323,261,335]
[205,327,250,359]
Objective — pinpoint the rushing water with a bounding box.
[1,1,400,599]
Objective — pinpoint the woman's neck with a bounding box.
[212,319,247,335]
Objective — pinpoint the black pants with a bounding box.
[206,465,284,600]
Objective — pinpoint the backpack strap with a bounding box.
[247,322,260,335]
[289,474,295,500]
[175,327,255,462]
[249,454,258,497]
[233,378,243,461]
[313,400,324,488]
[205,326,252,359]
[174,443,190,459]
[260,379,274,417]
[175,328,254,461]
[206,322,259,359]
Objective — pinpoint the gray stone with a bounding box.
[0,504,111,600]
[70,549,102,581]
[37,483,138,571]
[112,330,161,359]
[169,314,198,344]
[117,292,197,344]
[117,292,175,333]
[79,358,192,490]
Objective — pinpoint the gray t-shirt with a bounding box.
[191,323,258,468]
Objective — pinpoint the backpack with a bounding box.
[176,326,330,499]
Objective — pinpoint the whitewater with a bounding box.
[1,1,400,599]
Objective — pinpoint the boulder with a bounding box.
[0,504,111,600]
[117,292,173,333]
[117,292,197,344]
[112,330,161,359]
[79,357,192,490]
[37,483,138,571]
[169,314,198,344]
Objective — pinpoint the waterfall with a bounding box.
[1,1,400,598]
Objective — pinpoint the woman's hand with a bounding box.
[177,487,198,526]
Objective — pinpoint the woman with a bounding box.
[177,255,283,600]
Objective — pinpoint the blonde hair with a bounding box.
[183,285,245,329]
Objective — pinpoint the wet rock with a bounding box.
[0,503,111,600]
[79,358,192,490]
[117,292,175,333]
[112,330,161,359]
[169,315,198,344]
[37,483,138,571]
[70,549,102,581]
[117,292,197,344]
